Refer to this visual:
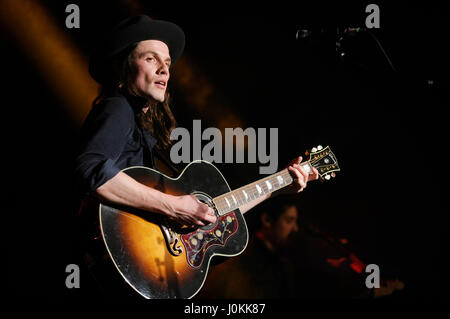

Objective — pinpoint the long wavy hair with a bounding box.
[92,42,177,152]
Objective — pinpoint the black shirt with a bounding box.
[75,92,157,195]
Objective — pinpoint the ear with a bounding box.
[261,212,272,227]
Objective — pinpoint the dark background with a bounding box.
[4,0,448,302]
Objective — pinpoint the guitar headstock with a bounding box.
[306,145,340,180]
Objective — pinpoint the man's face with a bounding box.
[272,205,299,246]
[129,40,171,102]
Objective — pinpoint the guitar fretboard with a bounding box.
[212,162,312,215]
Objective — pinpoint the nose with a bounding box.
[156,62,169,76]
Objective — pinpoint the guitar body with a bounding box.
[79,146,339,299]
[82,161,248,299]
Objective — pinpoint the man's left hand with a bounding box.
[284,156,319,193]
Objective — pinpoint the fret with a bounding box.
[231,194,237,205]
[277,175,284,185]
[224,197,230,208]
[212,162,312,215]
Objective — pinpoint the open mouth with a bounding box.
[154,81,166,89]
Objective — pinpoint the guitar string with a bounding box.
[213,167,302,214]
[211,154,338,215]
[212,158,337,215]
[213,169,294,215]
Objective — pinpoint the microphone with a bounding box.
[296,26,396,72]
[296,27,367,40]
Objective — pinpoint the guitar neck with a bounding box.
[212,161,313,216]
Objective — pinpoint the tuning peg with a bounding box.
[311,147,317,153]
[324,174,331,180]
[331,172,336,178]
[317,145,323,150]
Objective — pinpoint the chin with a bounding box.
[153,91,166,102]
[145,91,165,103]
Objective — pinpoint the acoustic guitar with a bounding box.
[79,145,340,299]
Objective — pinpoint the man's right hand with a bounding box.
[96,171,217,227]
[166,194,217,226]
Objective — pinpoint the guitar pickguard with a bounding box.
[181,212,238,268]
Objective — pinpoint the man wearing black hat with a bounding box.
[76,15,318,233]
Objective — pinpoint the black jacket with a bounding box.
[75,92,157,195]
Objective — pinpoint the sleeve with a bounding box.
[75,97,135,194]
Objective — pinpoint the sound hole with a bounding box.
[192,192,219,231]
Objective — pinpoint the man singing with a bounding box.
[75,14,318,228]
[75,15,318,297]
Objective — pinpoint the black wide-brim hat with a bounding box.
[89,15,185,84]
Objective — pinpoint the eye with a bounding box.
[146,57,154,62]
[286,217,295,223]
